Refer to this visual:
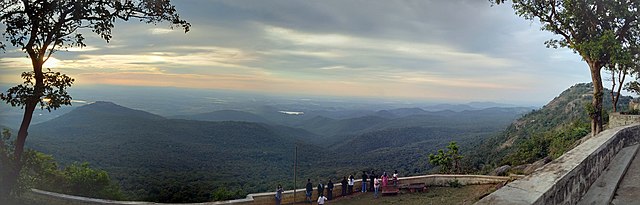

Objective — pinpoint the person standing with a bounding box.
[348,175,355,195]
[361,171,368,192]
[317,180,325,199]
[392,170,399,186]
[317,194,328,205]
[275,184,284,205]
[382,172,388,187]
[341,176,348,197]
[327,179,334,200]
[369,171,376,192]
[374,177,381,198]
[306,179,313,204]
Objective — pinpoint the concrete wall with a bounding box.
[475,124,640,205]
[23,174,509,205]
[609,113,640,128]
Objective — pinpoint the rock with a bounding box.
[630,100,640,111]
[511,164,527,174]
[492,165,511,176]
[524,157,551,175]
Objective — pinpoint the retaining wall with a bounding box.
[475,124,640,205]
[23,174,509,205]
[609,113,640,128]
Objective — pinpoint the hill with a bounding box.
[467,83,633,171]
[498,83,631,150]
[27,102,324,202]
[23,101,529,202]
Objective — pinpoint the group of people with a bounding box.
[360,170,399,198]
[275,170,399,204]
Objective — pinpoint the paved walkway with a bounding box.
[578,144,640,205]
[611,145,640,205]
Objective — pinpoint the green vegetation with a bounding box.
[447,179,462,188]
[8,83,622,202]
[18,101,523,203]
[2,129,123,200]
[504,121,589,165]
[428,142,463,174]
[466,83,631,172]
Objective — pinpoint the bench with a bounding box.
[381,185,399,195]
[405,183,426,193]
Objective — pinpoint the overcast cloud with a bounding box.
[0,0,594,105]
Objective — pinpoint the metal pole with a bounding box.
[293,145,297,204]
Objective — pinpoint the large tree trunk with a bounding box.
[0,59,43,200]
[589,61,604,135]
[0,95,37,202]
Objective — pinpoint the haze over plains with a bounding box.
[0,0,595,105]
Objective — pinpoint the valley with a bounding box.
[5,83,625,203]
[15,97,528,202]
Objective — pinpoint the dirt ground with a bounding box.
[291,184,498,205]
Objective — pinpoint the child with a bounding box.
[317,194,328,205]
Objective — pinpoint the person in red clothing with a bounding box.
[382,172,388,187]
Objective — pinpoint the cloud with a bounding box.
[150,28,175,35]
[0,0,596,105]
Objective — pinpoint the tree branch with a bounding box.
[617,16,637,41]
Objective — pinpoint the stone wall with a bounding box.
[475,124,640,205]
[23,174,509,205]
[609,113,640,128]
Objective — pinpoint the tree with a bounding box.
[0,0,190,200]
[607,43,637,112]
[493,0,639,135]
[623,51,640,98]
[428,141,464,174]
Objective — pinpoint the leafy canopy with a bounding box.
[428,141,464,173]
[0,0,190,110]
[492,0,638,62]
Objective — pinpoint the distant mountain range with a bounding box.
[21,98,529,202]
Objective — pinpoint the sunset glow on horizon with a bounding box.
[0,0,592,105]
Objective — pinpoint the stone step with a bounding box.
[577,144,640,205]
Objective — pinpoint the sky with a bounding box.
[0,0,598,106]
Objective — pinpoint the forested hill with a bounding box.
[500,83,631,149]
[467,83,633,170]
[27,101,324,202]
[24,100,529,202]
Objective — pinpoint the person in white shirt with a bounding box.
[374,177,381,198]
[317,194,328,205]
[392,170,399,186]
[348,175,355,195]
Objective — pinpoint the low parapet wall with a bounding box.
[609,113,640,128]
[23,174,509,205]
[475,124,640,205]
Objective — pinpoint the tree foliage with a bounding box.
[0,0,189,200]
[0,69,74,111]
[428,141,464,174]
[623,51,640,96]
[493,0,640,135]
[1,129,123,200]
[504,121,589,165]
